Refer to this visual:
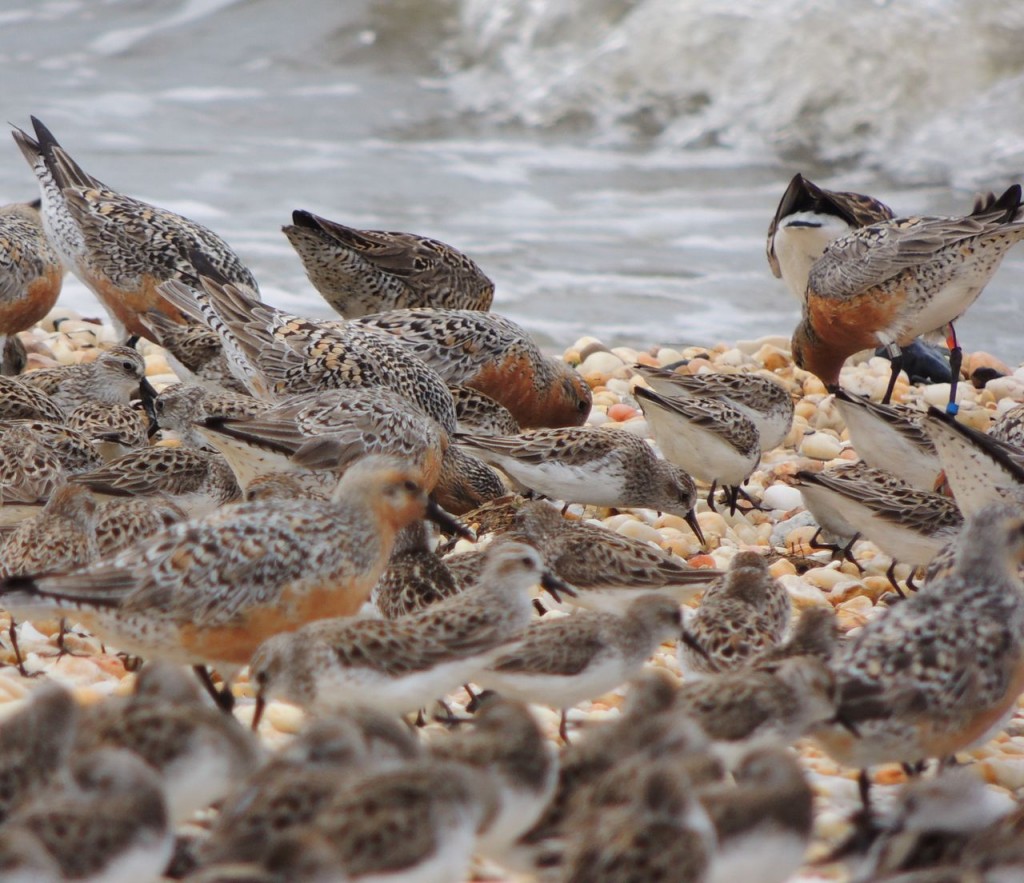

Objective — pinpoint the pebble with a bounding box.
[799,431,843,461]
[761,483,804,512]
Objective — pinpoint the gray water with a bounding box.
[3,0,1023,356]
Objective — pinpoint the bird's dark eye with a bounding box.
[122,360,136,372]
[578,400,589,411]
[403,480,418,492]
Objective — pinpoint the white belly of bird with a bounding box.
[79,830,174,883]
[314,654,497,716]
[644,405,757,486]
[488,456,624,507]
[478,761,558,858]
[162,741,239,824]
[705,828,806,883]
[475,653,628,709]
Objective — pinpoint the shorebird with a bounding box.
[2,747,173,883]
[0,200,63,373]
[767,173,895,301]
[0,419,103,476]
[302,759,495,883]
[74,662,261,822]
[813,505,1024,815]
[795,464,962,589]
[700,746,814,883]
[65,401,149,461]
[833,388,942,492]
[68,444,241,518]
[791,184,1024,410]
[991,402,1024,449]
[456,426,706,544]
[475,594,684,740]
[249,542,565,721]
[354,308,592,428]
[853,769,1015,882]
[0,682,79,823]
[633,364,794,452]
[561,762,715,883]
[0,376,65,423]
[19,344,152,416]
[921,405,1024,517]
[450,384,521,436]
[371,520,464,619]
[501,499,720,614]
[158,273,460,435]
[0,456,466,706]
[679,551,791,676]
[283,209,495,316]
[674,656,837,767]
[202,710,420,866]
[92,495,185,557]
[635,383,761,514]
[0,423,65,506]
[148,384,270,449]
[0,484,98,577]
[12,117,258,341]
[430,696,558,861]
[194,386,448,492]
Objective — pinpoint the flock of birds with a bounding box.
[0,115,1021,881]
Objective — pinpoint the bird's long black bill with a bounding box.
[540,569,575,603]
[684,509,706,547]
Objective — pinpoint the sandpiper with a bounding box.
[635,383,761,514]
[0,682,79,823]
[19,344,151,416]
[792,184,1024,409]
[430,696,558,861]
[0,456,465,703]
[833,388,942,492]
[2,747,173,883]
[921,405,1024,517]
[75,662,261,822]
[158,273,460,434]
[795,464,962,588]
[202,709,420,865]
[194,386,448,492]
[249,542,563,720]
[813,505,1024,813]
[680,551,791,676]
[475,594,684,739]
[503,499,720,614]
[0,200,63,371]
[66,401,149,461]
[12,117,258,341]
[456,426,705,544]
[69,444,241,518]
[633,363,794,452]
[283,209,495,316]
[561,762,715,883]
[450,385,522,436]
[371,520,464,619]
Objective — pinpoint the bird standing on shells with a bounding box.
[0,456,466,707]
[679,551,791,676]
[456,425,706,544]
[791,184,1024,410]
[813,504,1024,819]
[12,117,258,341]
[475,593,684,741]
[283,208,495,316]
[249,541,566,721]
[0,199,63,375]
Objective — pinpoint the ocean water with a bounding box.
[2,0,1023,356]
